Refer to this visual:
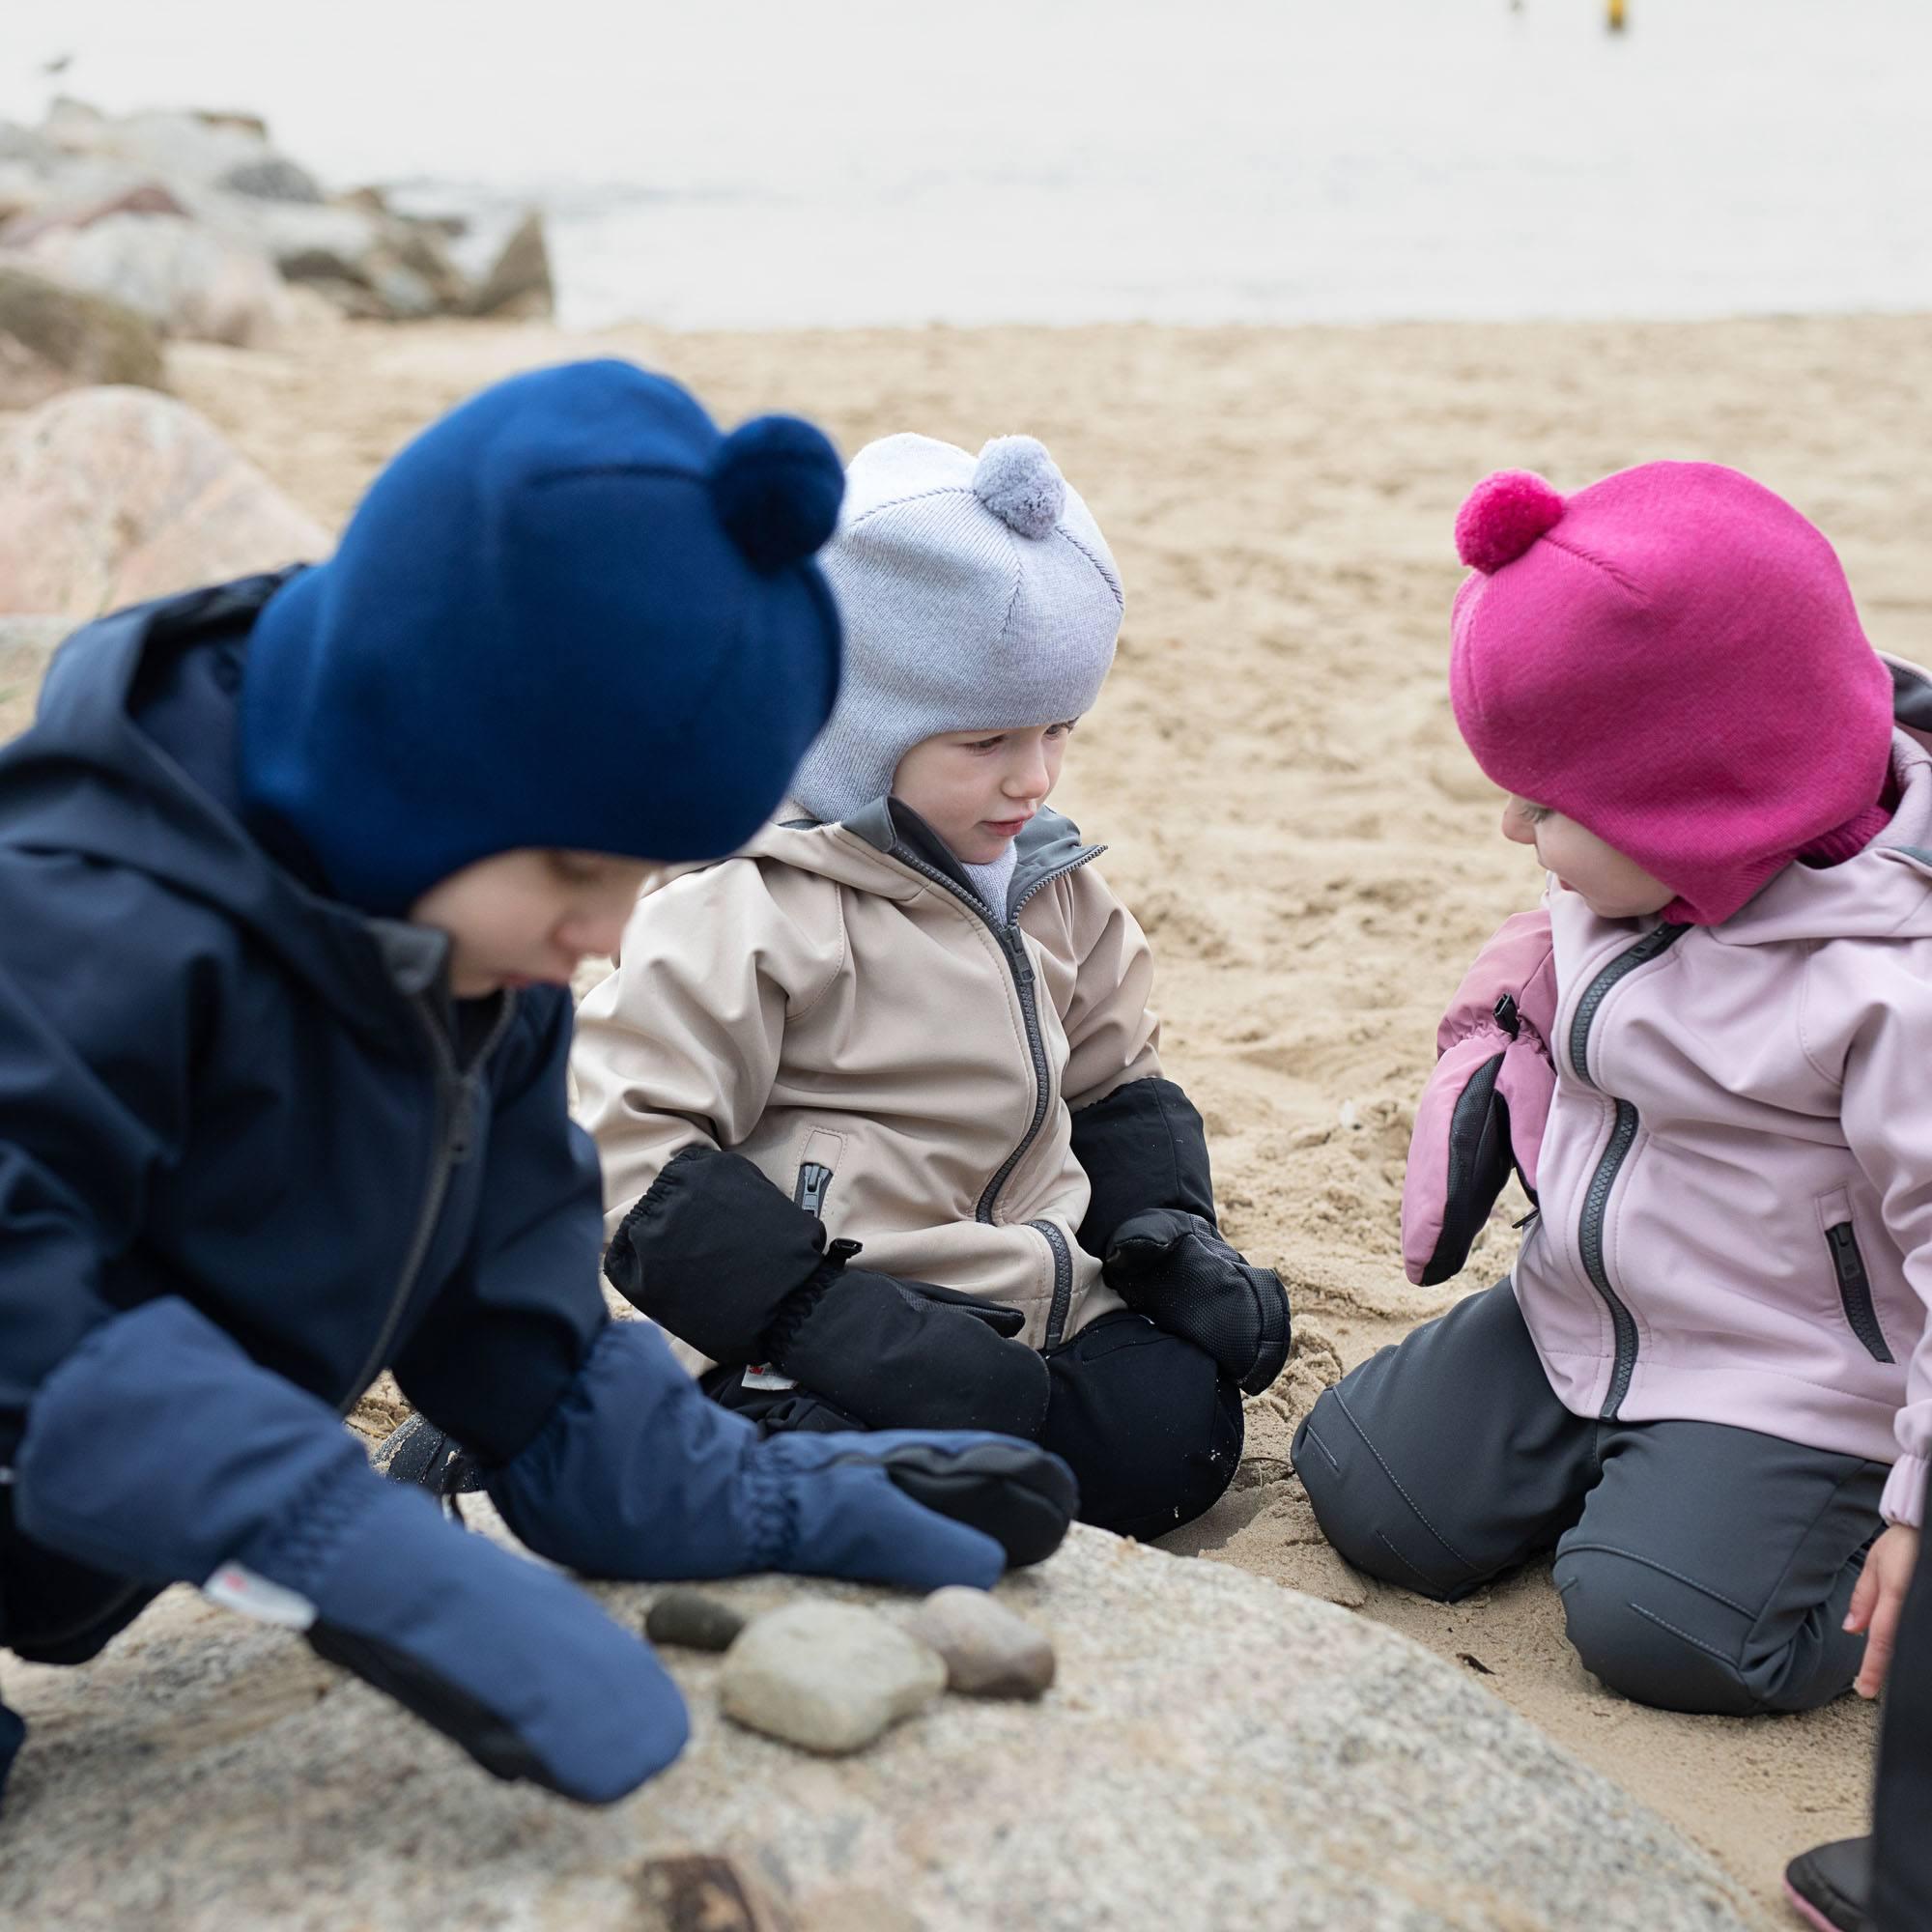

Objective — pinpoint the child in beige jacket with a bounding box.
[573,433,1289,1538]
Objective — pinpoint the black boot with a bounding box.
[1785,1837,1872,1932]
[373,1413,486,1515]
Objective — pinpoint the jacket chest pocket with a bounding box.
[1817,1188,1894,1365]
[793,1127,848,1220]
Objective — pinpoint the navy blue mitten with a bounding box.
[13,1298,688,1804]
[492,1318,1076,1584]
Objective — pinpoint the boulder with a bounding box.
[23,213,291,348]
[0,387,327,617]
[200,195,467,319]
[0,613,71,740]
[0,266,164,410]
[466,208,554,319]
[215,155,323,204]
[2,179,190,246]
[0,1523,1758,1931]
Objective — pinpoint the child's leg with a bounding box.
[1037,1311,1242,1540]
[1552,1420,1885,1716]
[1294,1278,1599,1598]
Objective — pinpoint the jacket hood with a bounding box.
[2,578,451,1035]
[1708,654,1932,948]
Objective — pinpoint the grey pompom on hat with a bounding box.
[790,433,1124,825]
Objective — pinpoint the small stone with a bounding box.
[644,1589,745,1654]
[907,1586,1055,1699]
[719,1601,945,1754]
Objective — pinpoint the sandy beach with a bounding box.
[145,307,1932,1927]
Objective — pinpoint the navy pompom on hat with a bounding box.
[238,359,844,914]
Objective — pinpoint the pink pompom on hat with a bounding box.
[1449,461,1896,925]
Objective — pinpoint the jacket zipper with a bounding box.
[889,840,1100,1347]
[1567,923,1686,1419]
[335,992,516,1411]
[1826,1221,1894,1364]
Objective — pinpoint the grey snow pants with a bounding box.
[1293,1278,1886,1716]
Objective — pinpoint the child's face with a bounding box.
[1502,797,1675,920]
[409,849,649,999]
[892,722,1076,865]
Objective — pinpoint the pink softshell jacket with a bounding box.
[1405,671,1932,1531]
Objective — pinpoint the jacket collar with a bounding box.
[830,797,1102,921]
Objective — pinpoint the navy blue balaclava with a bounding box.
[239,358,844,914]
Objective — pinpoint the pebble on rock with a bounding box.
[719,1601,946,1755]
[644,1588,746,1654]
[908,1586,1056,1699]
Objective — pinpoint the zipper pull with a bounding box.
[1006,926,1034,986]
[1493,993,1520,1039]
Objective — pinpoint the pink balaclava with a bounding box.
[1449,461,1895,925]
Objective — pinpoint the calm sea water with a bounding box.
[5,0,1929,329]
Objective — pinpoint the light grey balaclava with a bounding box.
[791,432,1125,829]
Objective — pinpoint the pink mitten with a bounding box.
[1401,910,1556,1287]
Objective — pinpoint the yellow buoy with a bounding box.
[1608,0,1628,30]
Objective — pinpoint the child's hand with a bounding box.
[1846,1521,1921,1697]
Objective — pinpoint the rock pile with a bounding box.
[0,98,553,384]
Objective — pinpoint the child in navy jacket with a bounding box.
[0,362,1072,1810]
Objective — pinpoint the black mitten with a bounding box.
[1103,1208,1292,1396]
[607,1146,1048,1435]
[764,1262,1050,1438]
[603,1146,832,1363]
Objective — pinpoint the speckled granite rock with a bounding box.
[0,385,327,618]
[0,1523,1757,1932]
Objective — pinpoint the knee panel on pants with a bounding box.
[1293,1387,1473,1603]
[1553,1546,1767,1716]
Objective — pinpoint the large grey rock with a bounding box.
[23,213,291,348]
[719,1600,947,1752]
[0,386,327,617]
[0,1524,1757,1931]
[0,265,163,410]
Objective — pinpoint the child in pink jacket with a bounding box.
[1296,462,1927,1717]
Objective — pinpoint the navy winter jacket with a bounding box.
[0,576,608,1660]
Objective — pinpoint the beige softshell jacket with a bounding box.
[571,802,1160,1359]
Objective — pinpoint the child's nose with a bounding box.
[1501,803,1535,846]
[1006,750,1049,798]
